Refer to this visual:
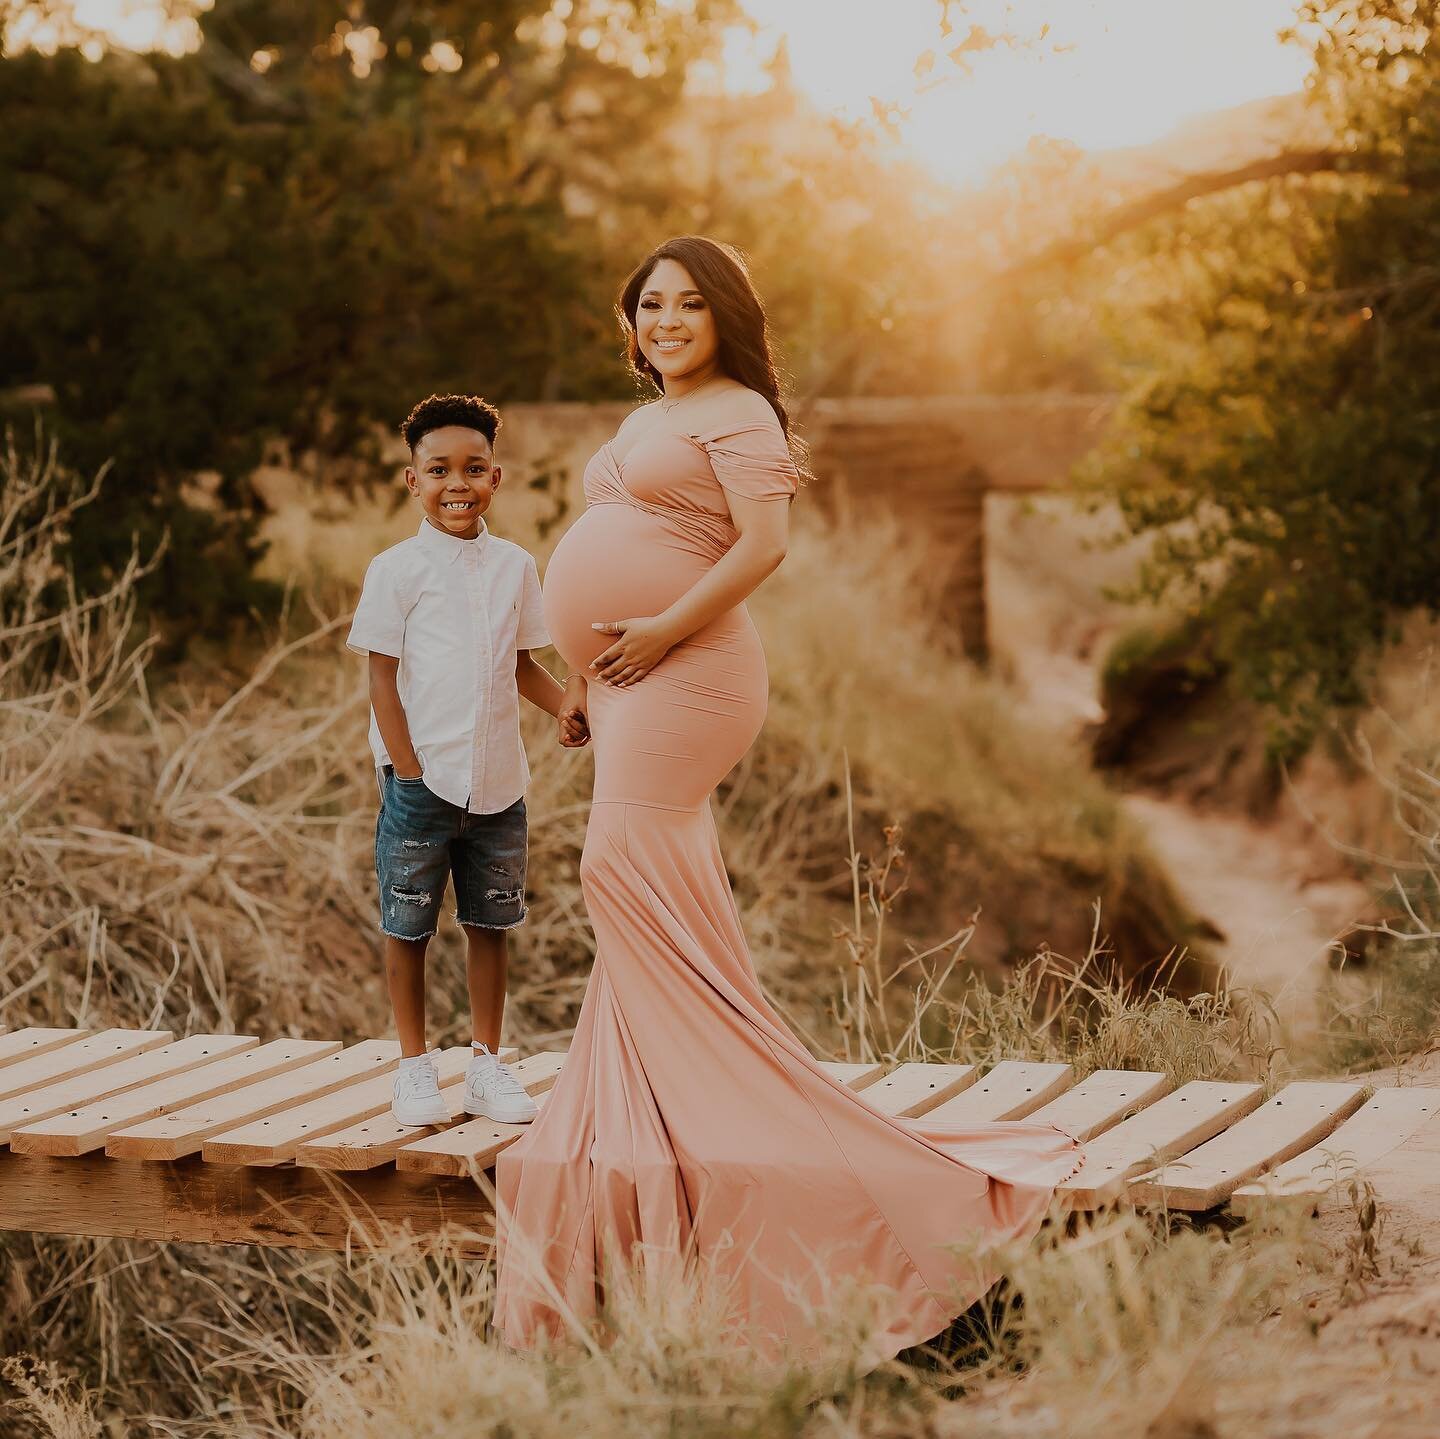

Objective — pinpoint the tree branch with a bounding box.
[1001,149,1380,285]
[795,148,1383,410]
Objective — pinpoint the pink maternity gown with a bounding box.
[493,389,1083,1359]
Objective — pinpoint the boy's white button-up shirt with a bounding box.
[346,519,550,814]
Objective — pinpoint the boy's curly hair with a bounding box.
[400,393,501,451]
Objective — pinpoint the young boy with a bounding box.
[347,393,588,1128]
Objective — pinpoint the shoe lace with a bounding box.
[400,1056,440,1097]
[474,1055,526,1099]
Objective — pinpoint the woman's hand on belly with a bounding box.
[589,614,682,687]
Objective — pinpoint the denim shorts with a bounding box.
[374,767,529,941]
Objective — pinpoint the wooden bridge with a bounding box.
[1,1027,1435,1254]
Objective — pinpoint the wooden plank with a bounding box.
[1230,1087,1440,1216]
[1129,1082,1365,1211]
[925,1061,1074,1123]
[1058,1081,1264,1207]
[0,1028,92,1071]
[496,1050,566,1097]
[107,1039,400,1160]
[0,1034,242,1144]
[861,1062,979,1118]
[297,1051,563,1172]
[395,1094,550,1177]
[819,1060,888,1090]
[1330,1095,1440,1231]
[10,1039,337,1157]
[0,1149,494,1256]
[1026,1069,1173,1143]
[0,1029,173,1105]
[201,1047,490,1167]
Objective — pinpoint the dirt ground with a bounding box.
[1228,1054,1440,1439]
[986,494,1373,1035]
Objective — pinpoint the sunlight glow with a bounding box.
[730,0,1313,187]
[12,0,1314,190]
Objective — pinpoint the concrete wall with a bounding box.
[492,390,1111,522]
[486,395,1116,658]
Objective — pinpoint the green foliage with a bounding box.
[1087,0,1440,744]
[0,1,734,627]
[1097,615,1218,709]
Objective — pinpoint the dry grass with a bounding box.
[3,1202,1383,1439]
[0,437,1302,1434]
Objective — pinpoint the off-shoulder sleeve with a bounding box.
[695,416,799,503]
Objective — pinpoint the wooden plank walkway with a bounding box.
[925,1061,1074,1122]
[1128,1082,1366,1211]
[106,1039,397,1159]
[862,1062,978,1117]
[0,1027,1434,1253]
[1229,1086,1440,1215]
[1055,1081,1265,1206]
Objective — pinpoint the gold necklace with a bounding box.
[659,375,721,412]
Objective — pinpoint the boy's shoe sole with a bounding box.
[463,1094,538,1124]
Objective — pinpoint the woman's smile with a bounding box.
[635,257,720,391]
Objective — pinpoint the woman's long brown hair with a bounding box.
[617,236,798,448]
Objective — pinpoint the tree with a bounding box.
[0,1,733,630]
[1082,0,1440,746]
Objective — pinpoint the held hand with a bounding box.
[558,713,590,747]
[589,617,677,688]
[558,673,590,747]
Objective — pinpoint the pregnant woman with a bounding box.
[493,236,1082,1360]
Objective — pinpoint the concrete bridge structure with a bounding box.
[497,395,1115,661]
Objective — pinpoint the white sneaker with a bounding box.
[465,1046,538,1124]
[391,1052,450,1127]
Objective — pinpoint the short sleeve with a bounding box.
[696,414,799,504]
[346,555,406,658]
[516,553,550,650]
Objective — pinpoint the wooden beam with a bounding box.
[396,1096,550,1178]
[498,1050,566,1096]
[1129,1082,1365,1210]
[0,1034,243,1143]
[1026,1069,1173,1143]
[107,1039,399,1160]
[0,1029,173,1106]
[860,1063,979,1118]
[818,1061,888,1090]
[0,1028,92,1071]
[200,1048,513,1167]
[926,1061,1074,1123]
[0,1149,493,1255]
[10,1039,338,1157]
[1058,1080,1264,1207]
[297,1052,564,1173]
[1230,1087,1440,1216]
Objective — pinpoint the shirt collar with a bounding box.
[416,515,490,565]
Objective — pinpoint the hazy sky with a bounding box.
[20,1,1315,189]
[728,0,1313,185]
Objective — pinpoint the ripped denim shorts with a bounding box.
[374,767,528,941]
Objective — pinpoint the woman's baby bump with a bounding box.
[542,504,720,672]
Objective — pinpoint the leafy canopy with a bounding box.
[1089,0,1440,745]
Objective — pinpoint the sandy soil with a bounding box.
[1122,793,1370,1031]
[985,494,1372,1029]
